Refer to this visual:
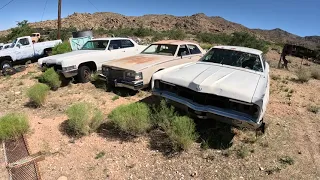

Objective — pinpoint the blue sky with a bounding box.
[0,0,319,37]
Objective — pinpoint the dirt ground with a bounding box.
[0,51,319,180]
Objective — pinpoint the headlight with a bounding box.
[102,66,109,75]
[125,71,143,80]
[62,65,77,71]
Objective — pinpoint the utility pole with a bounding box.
[57,0,62,39]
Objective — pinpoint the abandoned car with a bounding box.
[152,46,269,129]
[100,40,205,90]
[38,37,146,83]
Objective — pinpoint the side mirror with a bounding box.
[16,44,21,48]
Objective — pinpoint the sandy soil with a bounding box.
[0,51,319,180]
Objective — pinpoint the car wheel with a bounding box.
[77,66,91,83]
[0,60,12,70]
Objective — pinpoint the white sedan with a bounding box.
[152,46,269,130]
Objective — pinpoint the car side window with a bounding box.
[18,38,30,46]
[177,45,190,56]
[188,44,201,54]
[108,40,122,50]
[121,40,134,48]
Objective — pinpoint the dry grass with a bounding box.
[0,113,29,141]
[295,68,311,83]
[310,67,320,80]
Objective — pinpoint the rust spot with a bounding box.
[111,56,160,65]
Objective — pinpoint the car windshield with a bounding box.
[10,39,17,48]
[141,44,178,56]
[200,48,263,72]
[81,40,109,50]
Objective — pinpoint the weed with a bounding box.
[90,72,100,82]
[236,146,250,158]
[295,68,311,83]
[279,156,294,165]
[108,102,151,135]
[0,113,29,141]
[222,149,232,157]
[18,81,24,86]
[271,74,281,81]
[27,83,50,107]
[168,116,198,150]
[52,41,72,55]
[310,67,320,80]
[38,68,62,90]
[288,89,294,93]
[151,100,177,130]
[286,93,292,98]
[307,105,319,114]
[266,166,281,175]
[66,102,104,136]
[112,95,119,101]
[95,151,106,159]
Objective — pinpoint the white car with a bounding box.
[0,36,61,69]
[152,46,269,130]
[38,37,147,83]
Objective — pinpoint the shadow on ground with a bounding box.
[90,79,138,97]
[97,122,137,142]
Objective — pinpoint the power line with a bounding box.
[87,0,99,11]
[0,0,15,11]
[41,0,48,21]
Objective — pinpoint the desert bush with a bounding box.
[108,102,151,135]
[295,68,311,83]
[52,41,72,55]
[196,33,231,45]
[229,32,269,53]
[151,100,177,129]
[27,83,50,107]
[0,113,29,141]
[310,67,320,80]
[166,29,186,40]
[66,102,104,136]
[307,105,319,114]
[168,116,198,150]
[38,68,62,90]
[200,43,212,50]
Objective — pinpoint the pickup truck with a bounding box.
[1,43,11,50]
[152,46,269,131]
[38,37,147,83]
[0,36,61,69]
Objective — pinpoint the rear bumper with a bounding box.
[152,90,263,129]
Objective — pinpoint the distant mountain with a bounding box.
[0,12,319,49]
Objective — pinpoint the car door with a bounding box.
[107,40,125,61]
[120,39,137,57]
[15,38,34,60]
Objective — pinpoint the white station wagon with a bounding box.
[152,46,269,130]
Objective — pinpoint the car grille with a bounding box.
[156,80,258,118]
[109,69,124,80]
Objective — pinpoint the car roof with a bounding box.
[91,37,132,41]
[153,40,198,46]
[213,46,263,55]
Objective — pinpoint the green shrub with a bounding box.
[27,83,50,107]
[196,33,231,45]
[108,102,151,135]
[228,32,269,53]
[39,68,62,90]
[310,67,320,80]
[166,29,186,40]
[152,100,177,130]
[0,113,29,141]
[168,116,198,150]
[52,41,72,55]
[199,43,212,50]
[66,102,104,136]
[307,105,319,114]
[296,68,311,83]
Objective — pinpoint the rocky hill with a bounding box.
[1,12,319,49]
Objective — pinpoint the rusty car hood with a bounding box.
[102,54,175,71]
[159,62,262,103]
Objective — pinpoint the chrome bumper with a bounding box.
[58,70,78,78]
[113,79,144,90]
[152,90,263,129]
